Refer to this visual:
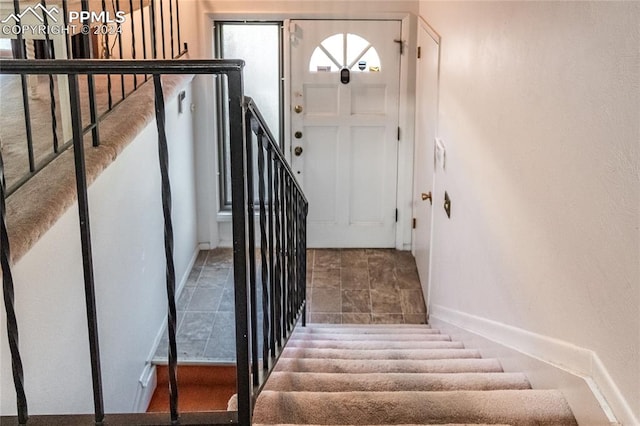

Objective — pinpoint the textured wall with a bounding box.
[419,1,639,423]
[0,83,198,415]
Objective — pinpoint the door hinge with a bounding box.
[417,46,421,59]
[412,218,417,229]
[395,209,399,222]
[397,127,401,141]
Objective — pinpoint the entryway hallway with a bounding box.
[153,248,427,364]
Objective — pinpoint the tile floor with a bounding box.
[307,249,427,325]
[154,248,426,363]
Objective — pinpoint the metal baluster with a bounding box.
[62,1,72,58]
[152,74,179,424]
[175,0,181,54]
[294,193,300,314]
[267,146,276,356]
[168,0,175,58]
[286,177,294,329]
[69,73,105,424]
[116,0,125,100]
[40,1,59,153]
[81,0,100,147]
[280,167,287,336]
[140,0,148,82]
[302,199,308,327]
[13,0,35,173]
[101,0,113,110]
[149,0,157,59]
[1,139,28,425]
[244,111,259,387]
[273,161,282,347]
[129,0,137,89]
[291,190,297,316]
[159,0,166,59]
[257,132,270,370]
[228,70,252,426]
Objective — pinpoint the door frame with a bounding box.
[202,11,417,250]
[412,16,441,319]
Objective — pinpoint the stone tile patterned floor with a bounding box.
[307,249,427,325]
[154,248,426,363]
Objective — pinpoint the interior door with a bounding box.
[412,23,439,303]
[289,20,401,247]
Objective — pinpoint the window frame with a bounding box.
[214,21,284,210]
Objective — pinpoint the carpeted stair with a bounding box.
[251,324,577,425]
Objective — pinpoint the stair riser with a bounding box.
[285,340,465,350]
[281,348,481,360]
[289,334,452,341]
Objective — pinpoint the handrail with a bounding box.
[0,58,308,426]
[0,59,244,75]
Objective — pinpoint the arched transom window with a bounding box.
[309,33,382,73]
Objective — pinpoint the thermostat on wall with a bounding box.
[435,138,446,170]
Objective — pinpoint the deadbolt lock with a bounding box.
[294,105,303,114]
[294,146,303,156]
[421,192,432,204]
[294,131,303,139]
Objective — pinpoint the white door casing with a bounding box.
[412,21,439,309]
[289,20,402,248]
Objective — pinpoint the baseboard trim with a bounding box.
[132,364,157,413]
[430,304,635,425]
[133,246,200,412]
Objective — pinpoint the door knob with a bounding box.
[294,146,303,156]
[421,192,432,204]
[294,105,303,114]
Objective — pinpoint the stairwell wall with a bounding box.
[419,2,639,424]
[0,81,198,415]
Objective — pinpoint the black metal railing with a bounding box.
[0,59,308,425]
[2,0,186,196]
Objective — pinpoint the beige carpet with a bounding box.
[3,73,192,263]
[242,324,577,425]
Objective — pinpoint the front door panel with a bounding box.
[290,20,401,247]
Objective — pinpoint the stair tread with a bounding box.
[281,347,481,360]
[290,333,452,341]
[286,339,464,350]
[295,327,439,334]
[265,371,531,392]
[274,357,504,374]
[253,390,577,425]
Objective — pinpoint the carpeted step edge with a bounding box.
[285,339,465,350]
[289,333,452,342]
[280,347,481,360]
[294,327,440,335]
[253,390,577,425]
[264,371,531,392]
[274,358,504,374]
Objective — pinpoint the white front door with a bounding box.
[289,20,401,247]
[412,23,439,305]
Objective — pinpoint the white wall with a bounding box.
[0,80,198,415]
[419,1,639,424]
